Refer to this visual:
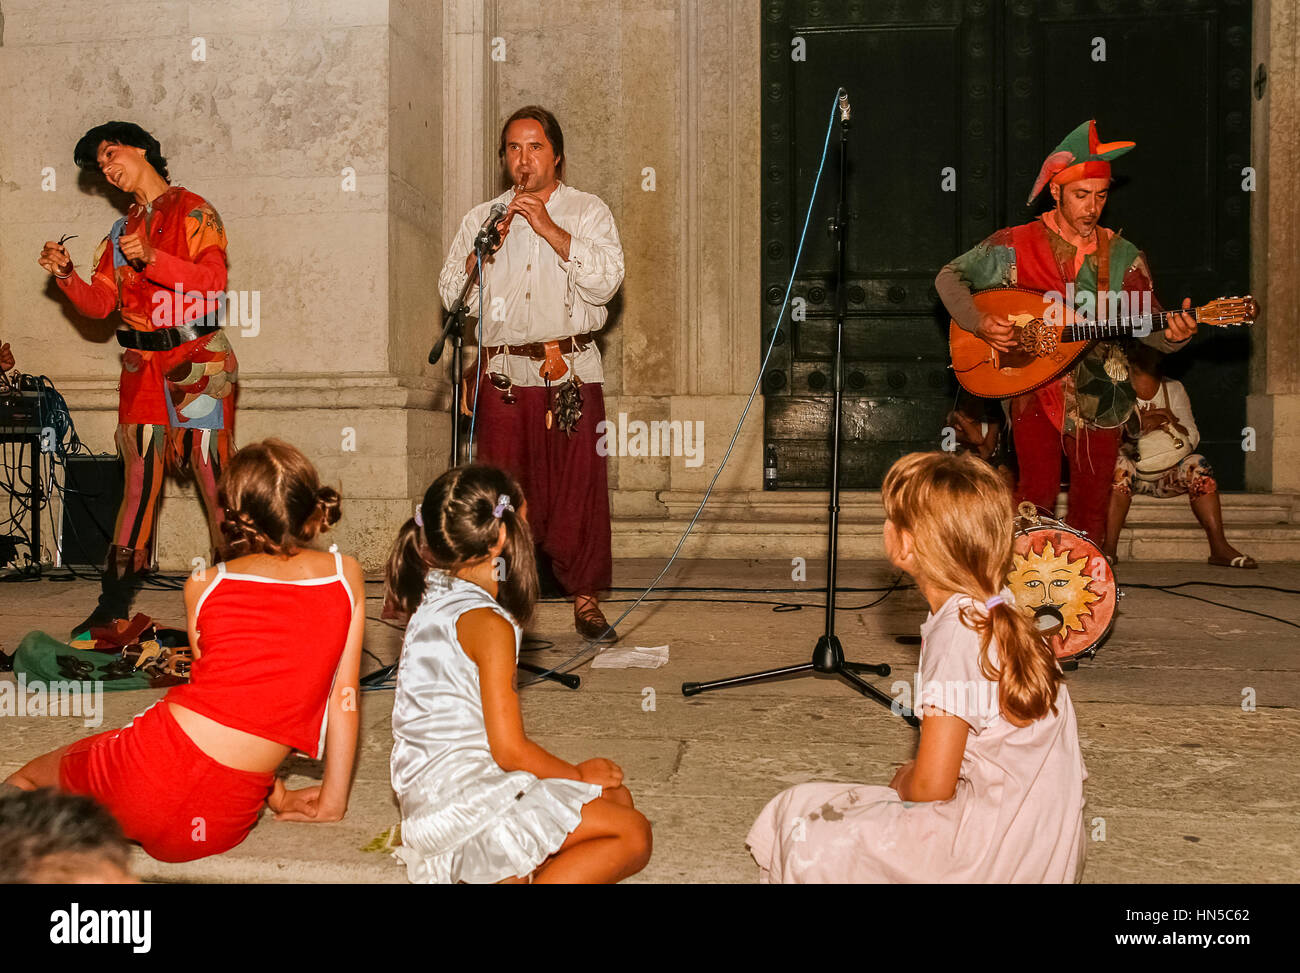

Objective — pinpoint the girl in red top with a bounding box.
[5,440,364,863]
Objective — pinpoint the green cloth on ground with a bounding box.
[14,631,156,691]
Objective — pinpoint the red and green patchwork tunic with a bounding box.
[56,185,238,436]
[56,186,238,562]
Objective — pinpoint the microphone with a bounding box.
[838,88,851,123]
[473,200,510,252]
[430,199,511,366]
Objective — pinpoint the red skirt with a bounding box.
[59,701,274,863]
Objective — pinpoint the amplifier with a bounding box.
[59,454,123,568]
[0,389,42,434]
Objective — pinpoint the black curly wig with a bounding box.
[73,121,169,182]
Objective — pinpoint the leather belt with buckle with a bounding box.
[482,334,594,361]
[116,310,222,352]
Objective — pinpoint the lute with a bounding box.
[949,288,1257,398]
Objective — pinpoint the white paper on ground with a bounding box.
[590,644,670,669]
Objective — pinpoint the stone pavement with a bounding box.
[1,557,1297,884]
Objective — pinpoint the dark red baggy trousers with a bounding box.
[473,382,613,596]
[1012,395,1121,543]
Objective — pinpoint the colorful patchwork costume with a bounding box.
[56,185,237,625]
[936,121,1189,541]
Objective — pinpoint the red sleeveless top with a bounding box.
[165,549,355,759]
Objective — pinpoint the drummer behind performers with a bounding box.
[38,122,238,636]
[935,120,1196,543]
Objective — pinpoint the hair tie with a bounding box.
[985,594,1005,611]
[414,504,423,528]
[492,494,514,519]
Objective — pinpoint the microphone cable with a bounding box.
[467,250,485,450]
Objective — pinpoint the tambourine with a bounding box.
[1007,504,1117,661]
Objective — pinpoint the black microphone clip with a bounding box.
[473,201,510,254]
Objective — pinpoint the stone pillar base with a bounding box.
[54,375,448,573]
[1247,392,1300,494]
[604,392,764,515]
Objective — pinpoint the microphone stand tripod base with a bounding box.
[681,637,915,727]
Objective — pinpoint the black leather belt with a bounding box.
[116,311,222,352]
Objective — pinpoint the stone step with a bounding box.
[646,489,1298,523]
[1116,526,1300,564]
[611,491,1300,562]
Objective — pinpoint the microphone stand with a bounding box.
[681,89,917,726]
[429,247,487,467]
[419,218,580,692]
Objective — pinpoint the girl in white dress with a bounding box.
[384,464,652,884]
[747,451,1088,882]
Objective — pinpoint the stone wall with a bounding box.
[0,0,445,571]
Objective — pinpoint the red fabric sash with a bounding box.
[1009,221,1077,431]
[1010,220,1071,293]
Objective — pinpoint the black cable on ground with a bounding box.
[1123,582,1299,630]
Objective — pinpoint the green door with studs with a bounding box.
[760,0,1253,489]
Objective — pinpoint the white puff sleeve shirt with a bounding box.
[438,183,624,388]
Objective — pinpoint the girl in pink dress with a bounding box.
[747,451,1088,883]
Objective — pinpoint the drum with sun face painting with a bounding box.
[1008,506,1117,661]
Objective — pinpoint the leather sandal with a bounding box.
[1208,554,1258,569]
[574,601,618,644]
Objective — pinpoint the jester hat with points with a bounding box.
[1027,119,1135,206]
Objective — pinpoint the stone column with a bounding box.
[1247,0,1300,493]
[442,0,497,245]
[670,0,763,497]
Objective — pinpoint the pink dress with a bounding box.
[746,593,1088,883]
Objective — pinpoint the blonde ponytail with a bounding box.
[883,452,1061,723]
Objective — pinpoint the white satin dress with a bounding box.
[390,570,602,884]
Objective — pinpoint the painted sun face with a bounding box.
[1006,539,1100,633]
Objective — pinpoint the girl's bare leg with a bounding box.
[531,794,652,884]
[5,745,73,791]
[603,784,634,808]
[505,787,641,883]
